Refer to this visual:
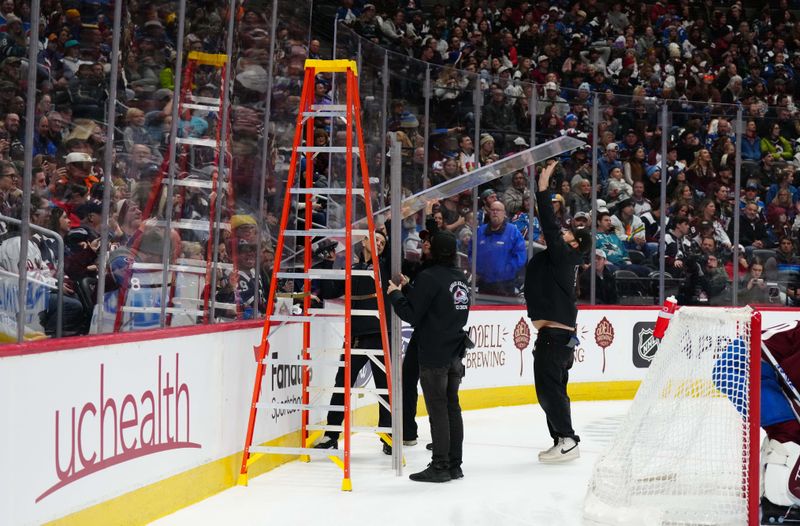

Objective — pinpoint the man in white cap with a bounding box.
[539,81,569,117]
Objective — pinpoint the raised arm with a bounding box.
[536,160,563,248]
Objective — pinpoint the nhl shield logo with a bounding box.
[637,327,659,363]
[632,321,659,368]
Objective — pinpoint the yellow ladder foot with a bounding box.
[237,473,248,487]
[341,478,352,491]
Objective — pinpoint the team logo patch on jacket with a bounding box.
[450,281,470,310]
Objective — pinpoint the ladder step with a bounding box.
[308,308,379,317]
[306,425,393,433]
[290,188,364,196]
[275,269,373,280]
[311,104,346,111]
[170,178,215,189]
[181,103,219,112]
[262,357,345,367]
[296,146,359,155]
[282,229,369,237]
[189,95,222,105]
[269,314,345,323]
[132,262,232,273]
[176,137,218,148]
[176,298,237,309]
[302,110,347,119]
[299,347,387,357]
[151,219,231,231]
[255,402,345,411]
[306,387,390,395]
[122,306,205,316]
[249,446,344,458]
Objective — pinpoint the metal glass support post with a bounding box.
[422,65,431,190]
[253,0,280,315]
[208,0,238,321]
[17,0,41,342]
[732,108,744,305]
[95,0,124,332]
[158,0,188,327]
[528,86,537,257]
[380,53,389,205]
[658,103,668,304]
[589,95,599,306]
[470,83,482,303]
[388,133,403,474]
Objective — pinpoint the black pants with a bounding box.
[402,334,420,442]
[533,327,579,444]
[419,356,464,468]
[324,333,391,440]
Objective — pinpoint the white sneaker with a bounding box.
[403,439,417,446]
[538,437,579,463]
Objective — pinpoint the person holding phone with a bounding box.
[740,260,770,305]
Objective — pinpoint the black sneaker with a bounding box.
[313,436,338,449]
[382,442,392,455]
[449,465,464,479]
[409,463,451,483]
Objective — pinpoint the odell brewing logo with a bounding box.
[512,317,531,376]
[594,317,615,373]
[632,322,659,368]
[38,354,199,502]
[465,323,507,370]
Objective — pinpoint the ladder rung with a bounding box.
[262,357,345,367]
[188,95,222,105]
[296,146,359,155]
[255,402,345,411]
[302,347,387,357]
[151,219,230,231]
[131,262,231,273]
[269,314,344,323]
[312,104,346,111]
[290,188,364,196]
[182,103,218,112]
[306,425,392,433]
[308,308,379,317]
[176,137,218,148]
[170,178,215,189]
[275,269,373,280]
[176,298,237,309]
[122,306,204,316]
[249,446,344,458]
[302,110,347,119]
[282,229,369,237]
[306,387,390,395]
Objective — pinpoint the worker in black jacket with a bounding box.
[313,231,393,454]
[388,231,471,483]
[524,160,592,464]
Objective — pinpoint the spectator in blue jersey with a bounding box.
[595,212,650,277]
[472,200,526,296]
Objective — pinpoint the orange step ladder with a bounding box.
[238,59,393,491]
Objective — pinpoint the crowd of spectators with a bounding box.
[0,0,312,338]
[338,0,800,306]
[7,0,800,340]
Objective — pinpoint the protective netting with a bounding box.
[584,307,756,526]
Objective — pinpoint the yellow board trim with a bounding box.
[45,381,640,525]
[305,59,358,76]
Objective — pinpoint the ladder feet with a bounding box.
[341,478,352,491]
[237,472,248,487]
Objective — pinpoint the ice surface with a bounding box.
[152,401,631,526]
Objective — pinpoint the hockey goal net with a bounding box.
[584,306,762,526]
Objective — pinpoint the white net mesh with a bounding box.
[584,307,756,526]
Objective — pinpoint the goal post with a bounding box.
[584,307,762,526]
